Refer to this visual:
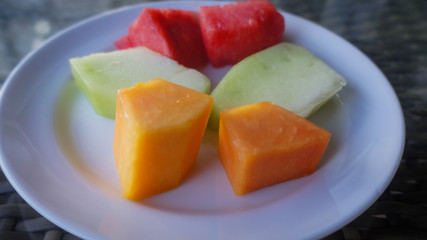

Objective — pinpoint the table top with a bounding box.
[0,0,426,239]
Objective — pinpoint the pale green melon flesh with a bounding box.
[209,42,347,130]
[69,47,211,119]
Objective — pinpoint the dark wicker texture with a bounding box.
[1,0,427,239]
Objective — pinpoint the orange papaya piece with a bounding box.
[218,102,330,196]
[113,78,213,200]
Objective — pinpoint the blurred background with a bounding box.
[1,0,427,239]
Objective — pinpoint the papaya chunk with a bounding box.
[218,102,330,196]
[113,78,213,200]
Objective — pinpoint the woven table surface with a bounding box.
[1,0,426,239]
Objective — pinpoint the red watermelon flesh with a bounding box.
[114,35,133,49]
[116,8,208,69]
[199,0,285,68]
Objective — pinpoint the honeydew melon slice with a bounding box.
[69,47,211,119]
[209,42,347,130]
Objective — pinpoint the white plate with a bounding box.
[0,1,405,240]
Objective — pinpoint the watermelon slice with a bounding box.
[199,0,285,67]
[115,8,208,69]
